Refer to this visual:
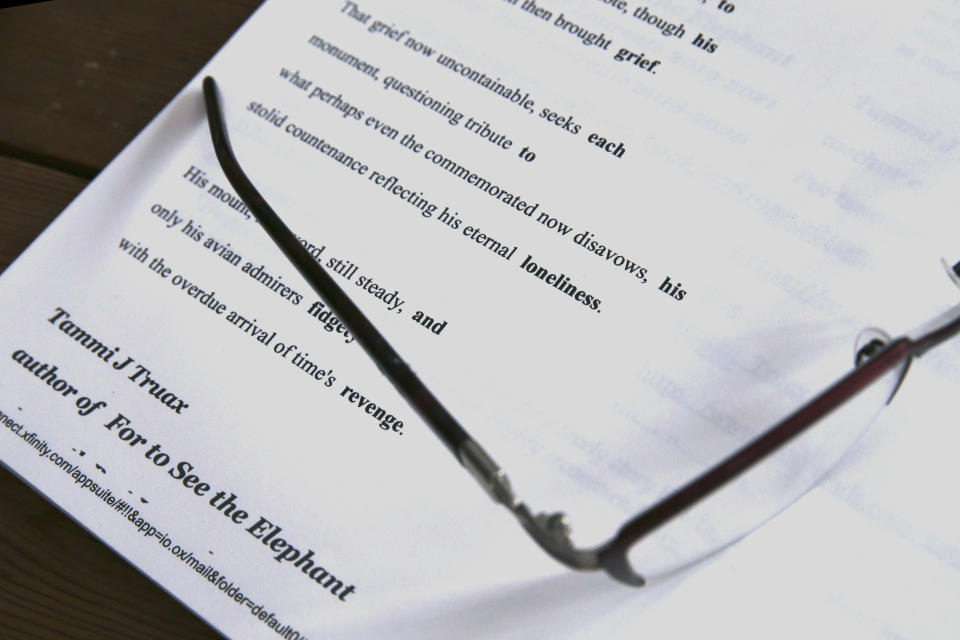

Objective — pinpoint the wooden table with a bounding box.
[0,2,262,637]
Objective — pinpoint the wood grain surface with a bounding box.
[0,2,263,637]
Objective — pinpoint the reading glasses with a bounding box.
[202,76,960,586]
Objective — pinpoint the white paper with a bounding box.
[2,0,959,637]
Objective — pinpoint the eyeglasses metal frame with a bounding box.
[201,76,960,587]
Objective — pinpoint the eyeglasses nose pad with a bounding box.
[940,258,960,292]
[854,328,892,368]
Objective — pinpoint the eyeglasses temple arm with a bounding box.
[202,77,471,456]
[201,77,612,580]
